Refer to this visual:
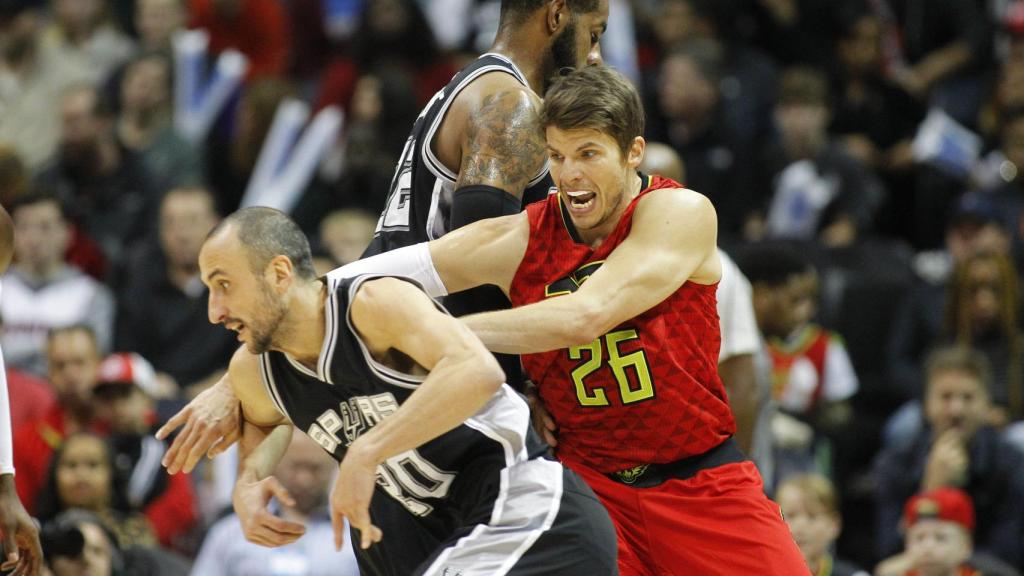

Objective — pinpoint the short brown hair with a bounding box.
[541,65,644,155]
[924,346,992,396]
[777,474,840,516]
[777,66,829,107]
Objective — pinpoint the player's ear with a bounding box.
[626,137,645,170]
[547,0,569,35]
[267,255,294,293]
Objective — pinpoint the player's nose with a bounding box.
[587,44,603,66]
[208,293,227,325]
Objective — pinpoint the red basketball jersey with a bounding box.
[510,175,735,473]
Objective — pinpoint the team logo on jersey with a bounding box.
[544,261,605,297]
[613,464,650,484]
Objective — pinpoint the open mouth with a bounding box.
[566,190,597,210]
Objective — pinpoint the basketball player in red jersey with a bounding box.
[159,65,808,574]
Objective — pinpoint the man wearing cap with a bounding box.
[93,352,197,550]
[875,487,979,576]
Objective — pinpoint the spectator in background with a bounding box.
[982,112,1024,258]
[93,353,198,551]
[640,0,778,160]
[134,0,185,52]
[316,0,455,110]
[874,347,1024,567]
[0,145,29,208]
[875,488,1018,576]
[206,79,294,214]
[0,315,55,430]
[751,66,884,247]
[1,192,114,375]
[42,508,190,576]
[978,36,1024,145]
[887,194,1013,404]
[117,52,203,195]
[740,244,858,484]
[187,0,288,80]
[36,84,158,271]
[883,0,991,127]
[41,0,135,84]
[0,0,92,170]
[13,325,105,515]
[35,432,157,549]
[648,39,751,237]
[318,66,419,214]
[828,7,923,240]
[775,474,869,576]
[190,430,359,575]
[317,208,377,268]
[115,187,234,398]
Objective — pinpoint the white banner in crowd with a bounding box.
[172,29,248,143]
[912,107,982,180]
[240,100,344,215]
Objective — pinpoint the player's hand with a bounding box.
[525,383,558,448]
[0,474,42,576]
[331,439,382,551]
[232,475,306,547]
[156,374,241,474]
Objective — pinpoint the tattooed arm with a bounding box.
[455,85,547,198]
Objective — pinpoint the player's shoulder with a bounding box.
[635,186,715,220]
[456,71,541,118]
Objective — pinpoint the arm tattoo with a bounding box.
[457,89,546,198]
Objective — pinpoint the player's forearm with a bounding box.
[236,422,292,484]
[462,294,608,354]
[352,353,504,464]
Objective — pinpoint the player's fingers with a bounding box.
[266,477,296,508]
[208,425,241,458]
[166,420,205,474]
[1,526,17,568]
[162,418,196,470]
[183,424,224,473]
[155,407,191,440]
[331,506,346,551]
[360,523,382,550]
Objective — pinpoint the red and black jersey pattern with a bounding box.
[510,174,735,473]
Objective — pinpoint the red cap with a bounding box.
[95,352,158,397]
[903,488,975,533]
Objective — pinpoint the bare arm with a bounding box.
[223,348,307,547]
[719,353,758,455]
[428,211,530,295]
[347,277,505,464]
[462,188,720,353]
[454,85,546,199]
[332,277,505,549]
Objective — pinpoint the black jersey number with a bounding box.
[569,329,655,407]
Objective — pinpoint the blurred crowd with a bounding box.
[2,0,1024,574]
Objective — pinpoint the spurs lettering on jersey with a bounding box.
[306,391,456,517]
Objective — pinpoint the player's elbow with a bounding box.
[566,300,612,346]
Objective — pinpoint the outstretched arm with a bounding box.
[218,348,305,548]
[331,277,505,550]
[462,188,721,353]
